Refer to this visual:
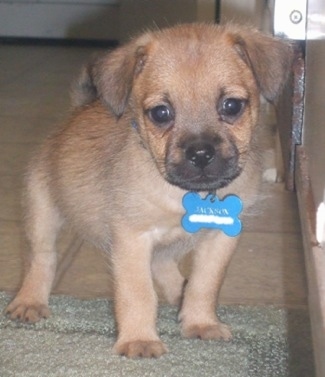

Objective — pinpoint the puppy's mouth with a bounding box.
[166,164,242,192]
[165,139,242,192]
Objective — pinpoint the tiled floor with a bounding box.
[0,43,308,309]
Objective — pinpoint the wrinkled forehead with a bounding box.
[136,35,255,104]
[152,35,237,71]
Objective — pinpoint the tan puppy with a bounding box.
[6,24,292,358]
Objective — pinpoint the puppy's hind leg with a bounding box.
[6,168,63,323]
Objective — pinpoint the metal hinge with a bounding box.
[270,0,307,40]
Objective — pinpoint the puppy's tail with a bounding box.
[71,63,98,108]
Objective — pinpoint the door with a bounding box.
[272,1,325,375]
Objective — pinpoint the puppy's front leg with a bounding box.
[112,230,167,358]
[179,232,239,340]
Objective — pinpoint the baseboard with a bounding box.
[295,146,325,377]
[0,37,118,48]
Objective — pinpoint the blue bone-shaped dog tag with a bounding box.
[181,192,243,237]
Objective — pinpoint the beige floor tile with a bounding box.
[220,231,307,306]
[0,45,102,86]
[0,221,24,292]
[0,46,51,85]
[0,175,23,221]
[0,143,36,175]
[0,115,57,144]
[0,88,69,118]
[54,241,113,299]
[244,182,301,234]
[48,223,307,307]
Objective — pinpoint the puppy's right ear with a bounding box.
[231,28,293,102]
[73,36,151,117]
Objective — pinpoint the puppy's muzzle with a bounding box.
[166,137,242,192]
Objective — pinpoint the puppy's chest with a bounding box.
[150,224,195,255]
[139,196,194,249]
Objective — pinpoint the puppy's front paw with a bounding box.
[181,322,232,341]
[5,298,50,323]
[113,340,167,358]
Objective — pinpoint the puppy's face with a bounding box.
[82,24,292,192]
[130,33,260,191]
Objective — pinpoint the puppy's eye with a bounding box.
[148,105,174,126]
[223,98,243,116]
[219,98,246,123]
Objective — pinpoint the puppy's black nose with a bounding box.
[185,143,215,169]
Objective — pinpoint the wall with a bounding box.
[118,0,197,42]
[118,0,216,42]
[0,0,120,40]
[0,0,216,42]
[220,0,265,28]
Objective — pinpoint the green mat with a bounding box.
[0,293,314,377]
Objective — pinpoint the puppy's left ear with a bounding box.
[233,29,293,102]
[72,34,152,116]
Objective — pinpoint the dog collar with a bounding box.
[181,192,243,237]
